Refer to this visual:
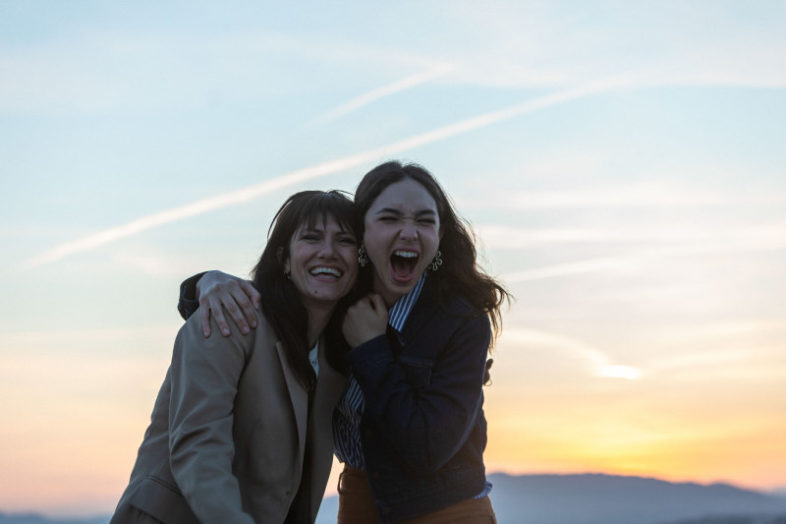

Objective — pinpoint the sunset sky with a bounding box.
[1,0,785,517]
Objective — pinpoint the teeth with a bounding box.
[310,267,342,277]
[394,250,418,259]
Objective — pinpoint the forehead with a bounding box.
[296,213,348,232]
[369,178,437,212]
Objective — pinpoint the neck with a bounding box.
[377,288,403,308]
[305,304,333,348]
[372,276,404,308]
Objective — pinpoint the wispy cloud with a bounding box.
[308,65,454,126]
[502,256,635,282]
[4,8,785,117]
[0,31,440,115]
[25,156,372,267]
[0,325,180,350]
[477,220,786,250]
[501,327,643,380]
[25,75,636,268]
[498,220,786,282]
[463,188,786,211]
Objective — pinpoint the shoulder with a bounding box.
[406,290,490,351]
[442,293,481,318]
[178,308,279,355]
[441,295,491,342]
[420,280,486,325]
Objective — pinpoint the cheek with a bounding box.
[362,233,387,264]
[366,246,389,268]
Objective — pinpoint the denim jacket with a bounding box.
[349,277,491,523]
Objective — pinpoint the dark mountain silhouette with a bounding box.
[482,473,786,524]
[0,514,107,524]
[4,473,786,524]
[316,472,786,524]
[666,516,786,524]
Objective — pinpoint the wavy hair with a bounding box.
[354,161,510,339]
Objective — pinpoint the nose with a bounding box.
[399,221,418,241]
[317,239,337,257]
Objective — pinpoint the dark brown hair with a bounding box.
[354,161,509,339]
[251,190,357,389]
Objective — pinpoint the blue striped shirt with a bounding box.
[333,275,426,469]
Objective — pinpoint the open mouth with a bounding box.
[390,250,419,282]
[309,266,343,280]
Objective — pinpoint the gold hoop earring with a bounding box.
[429,250,443,271]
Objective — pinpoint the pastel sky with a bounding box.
[1,0,785,517]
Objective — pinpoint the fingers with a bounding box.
[342,294,389,348]
[195,272,261,337]
[229,283,258,331]
[208,296,232,337]
[239,280,261,311]
[368,294,386,314]
[483,358,494,385]
[197,292,232,338]
[199,303,212,338]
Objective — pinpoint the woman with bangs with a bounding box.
[180,161,509,523]
[111,190,359,524]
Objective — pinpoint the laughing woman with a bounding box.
[111,190,358,524]
[334,162,508,523]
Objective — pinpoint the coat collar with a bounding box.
[274,338,347,462]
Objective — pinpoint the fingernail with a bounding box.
[251,321,257,328]
[222,328,230,336]
[242,327,249,334]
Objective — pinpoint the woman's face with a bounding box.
[284,215,358,313]
[363,178,441,305]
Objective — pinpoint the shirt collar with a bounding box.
[387,273,427,333]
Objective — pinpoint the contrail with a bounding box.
[308,65,454,126]
[25,154,380,267]
[26,74,636,268]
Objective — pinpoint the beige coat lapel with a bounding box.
[275,341,308,460]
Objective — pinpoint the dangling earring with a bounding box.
[285,271,291,280]
[429,250,443,271]
[358,245,369,268]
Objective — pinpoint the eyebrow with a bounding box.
[376,207,436,217]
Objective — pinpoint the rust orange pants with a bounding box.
[337,465,497,524]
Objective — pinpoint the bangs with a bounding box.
[299,193,355,235]
[268,190,357,241]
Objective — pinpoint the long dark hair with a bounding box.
[251,190,357,390]
[354,161,510,339]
